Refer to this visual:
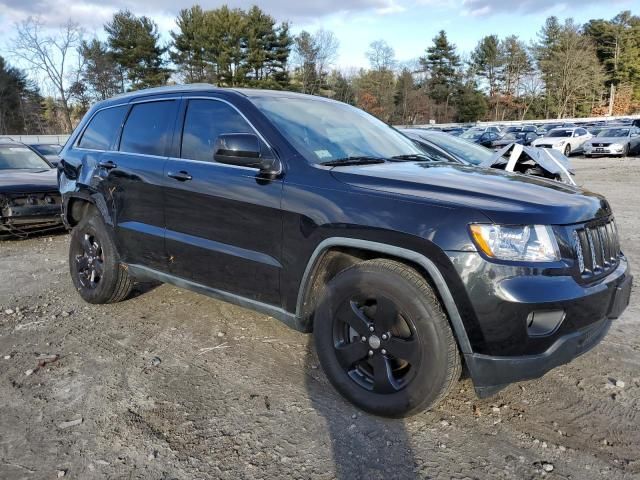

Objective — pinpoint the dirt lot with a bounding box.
[1,156,639,480]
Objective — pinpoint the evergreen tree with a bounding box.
[170,6,211,83]
[0,56,45,134]
[470,35,503,118]
[78,39,122,101]
[105,10,170,90]
[419,30,461,121]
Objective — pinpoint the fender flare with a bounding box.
[295,237,472,354]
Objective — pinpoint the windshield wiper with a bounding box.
[319,156,387,167]
[389,154,433,162]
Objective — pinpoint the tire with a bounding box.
[313,259,461,417]
[69,209,133,304]
[564,144,571,157]
[622,144,630,157]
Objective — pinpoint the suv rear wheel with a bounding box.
[313,259,461,417]
[69,210,133,304]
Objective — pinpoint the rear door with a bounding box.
[163,96,283,305]
[106,97,180,270]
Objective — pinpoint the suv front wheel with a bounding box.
[314,259,461,417]
[69,209,133,304]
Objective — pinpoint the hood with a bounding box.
[330,162,611,225]
[0,168,59,194]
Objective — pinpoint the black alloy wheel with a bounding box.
[75,232,104,289]
[333,295,420,394]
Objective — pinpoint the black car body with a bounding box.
[58,86,632,416]
[0,142,63,236]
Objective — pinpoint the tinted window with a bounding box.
[181,99,254,162]
[576,128,587,136]
[120,101,177,156]
[78,106,127,150]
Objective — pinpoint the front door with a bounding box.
[163,97,283,305]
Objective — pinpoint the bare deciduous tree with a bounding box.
[11,17,83,132]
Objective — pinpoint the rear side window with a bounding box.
[78,106,127,150]
[120,101,178,156]
[181,99,253,162]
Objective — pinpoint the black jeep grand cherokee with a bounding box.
[58,85,632,417]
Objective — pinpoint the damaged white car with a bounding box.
[401,128,575,185]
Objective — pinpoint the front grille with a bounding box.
[573,219,620,279]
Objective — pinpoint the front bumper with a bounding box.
[584,145,625,156]
[1,199,63,236]
[446,252,632,396]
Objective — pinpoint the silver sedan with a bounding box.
[583,126,640,157]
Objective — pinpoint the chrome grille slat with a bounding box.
[574,219,620,279]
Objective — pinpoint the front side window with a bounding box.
[181,99,253,162]
[251,96,424,165]
[0,146,51,169]
[78,106,128,150]
[120,101,178,156]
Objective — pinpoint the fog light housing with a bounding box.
[526,310,565,336]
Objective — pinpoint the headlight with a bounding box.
[610,143,623,150]
[553,141,566,147]
[469,224,560,262]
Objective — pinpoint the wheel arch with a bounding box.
[63,191,113,228]
[295,237,472,354]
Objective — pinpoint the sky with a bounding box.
[0,0,636,71]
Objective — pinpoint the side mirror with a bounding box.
[214,133,280,176]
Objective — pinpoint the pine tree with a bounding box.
[419,30,461,121]
[105,10,171,90]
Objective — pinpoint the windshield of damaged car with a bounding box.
[422,133,492,166]
[597,128,629,138]
[0,146,51,169]
[31,144,61,155]
[251,96,424,164]
[547,129,573,138]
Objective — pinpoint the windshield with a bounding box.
[31,144,61,155]
[0,146,51,169]
[547,129,573,138]
[419,133,493,165]
[597,128,629,138]
[251,96,424,164]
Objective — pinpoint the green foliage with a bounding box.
[454,84,488,122]
[105,10,171,90]
[169,5,292,88]
[0,56,44,134]
[420,30,461,104]
[78,39,122,101]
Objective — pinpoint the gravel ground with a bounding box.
[1,156,638,480]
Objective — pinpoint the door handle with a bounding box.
[167,170,192,181]
[98,160,117,169]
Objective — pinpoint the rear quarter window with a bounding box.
[78,106,128,150]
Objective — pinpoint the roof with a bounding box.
[104,84,339,108]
